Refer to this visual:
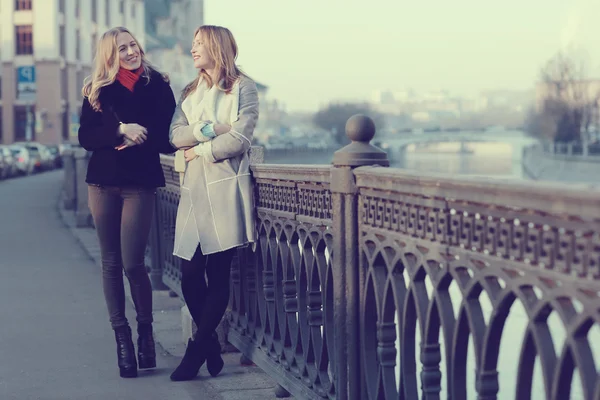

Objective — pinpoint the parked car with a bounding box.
[14,142,54,171]
[9,145,38,175]
[46,145,63,168]
[0,145,18,178]
[0,150,6,179]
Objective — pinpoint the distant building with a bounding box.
[145,0,203,48]
[143,0,268,102]
[0,0,145,145]
[143,0,203,97]
[371,90,395,105]
[479,89,533,112]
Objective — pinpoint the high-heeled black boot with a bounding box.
[206,332,224,377]
[137,323,156,369]
[114,325,137,378]
[170,338,206,381]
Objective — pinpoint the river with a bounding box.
[383,129,538,180]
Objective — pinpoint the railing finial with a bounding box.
[332,114,390,167]
[346,114,376,143]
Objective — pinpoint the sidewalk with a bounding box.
[0,170,279,400]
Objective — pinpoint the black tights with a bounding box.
[180,246,235,341]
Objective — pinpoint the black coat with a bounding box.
[78,69,176,188]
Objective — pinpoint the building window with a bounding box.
[91,0,97,22]
[59,26,66,57]
[105,0,110,26]
[14,106,33,141]
[61,67,68,101]
[119,0,124,14]
[75,0,80,17]
[15,26,33,55]
[62,109,69,140]
[131,3,136,18]
[15,0,32,11]
[58,0,64,13]
[0,108,3,142]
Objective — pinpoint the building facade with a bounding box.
[143,0,203,98]
[145,0,203,47]
[0,0,145,145]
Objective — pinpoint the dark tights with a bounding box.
[180,246,235,341]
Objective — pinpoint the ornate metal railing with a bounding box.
[354,168,600,399]
[227,164,335,399]
[154,155,182,295]
[543,140,600,157]
[151,157,338,398]
[66,115,600,399]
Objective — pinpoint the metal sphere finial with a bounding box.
[345,114,375,143]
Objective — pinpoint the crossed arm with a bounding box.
[169,78,259,163]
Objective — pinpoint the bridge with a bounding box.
[55,115,600,399]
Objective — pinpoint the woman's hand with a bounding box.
[184,148,198,162]
[115,137,136,151]
[119,123,148,144]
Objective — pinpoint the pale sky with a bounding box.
[204,0,600,112]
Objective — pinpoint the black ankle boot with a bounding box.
[114,326,137,378]
[206,332,224,377]
[170,338,206,381]
[137,323,156,369]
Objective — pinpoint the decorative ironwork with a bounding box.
[150,152,600,399]
[156,184,182,297]
[254,168,333,223]
[356,170,600,399]
[153,158,335,398]
[229,213,335,399]
[229,167,335,399]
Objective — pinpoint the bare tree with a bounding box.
[532,52,600,143]
[313,103,384,144]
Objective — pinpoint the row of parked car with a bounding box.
[0,142,69,179]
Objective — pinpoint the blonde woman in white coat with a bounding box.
[168,25,259,381]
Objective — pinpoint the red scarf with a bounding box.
[117,67,143,92]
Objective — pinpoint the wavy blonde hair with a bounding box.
[82,27,167,112]
[181,25,246,101]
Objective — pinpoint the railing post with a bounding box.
[62,148,76,210]
[330,115,389,400]
[74,147,92,228]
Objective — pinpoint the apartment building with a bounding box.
[144,0,204,97]
[0,0,145,145]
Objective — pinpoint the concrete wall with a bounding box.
[522,145,600,185]
[36,60,63,144]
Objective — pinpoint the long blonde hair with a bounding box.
[181,25,246,101]
[82,27,166,112]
